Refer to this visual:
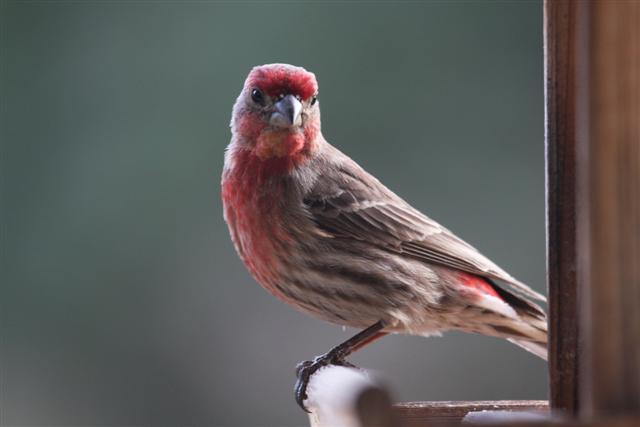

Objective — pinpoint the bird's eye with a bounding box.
[310,95,318,106]
[251,88,264,105]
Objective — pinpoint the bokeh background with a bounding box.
[2,1,546,426]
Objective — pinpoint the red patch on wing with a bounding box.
[458,272,502,299]
[248,64,318,100]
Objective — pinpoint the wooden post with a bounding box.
[544,0,588,416]
[546,0,640,419]
[580,0,640,419]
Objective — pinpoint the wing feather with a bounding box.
[304,152,546,302]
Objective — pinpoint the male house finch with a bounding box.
[222,64,547,411]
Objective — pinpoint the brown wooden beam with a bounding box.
[394,400,548,426]
[544,0,588,416]
[580,0,640,418]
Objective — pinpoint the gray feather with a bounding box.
[304,144,547,303]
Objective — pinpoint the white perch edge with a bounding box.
[305,365,393,427]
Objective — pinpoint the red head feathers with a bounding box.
[246,64,318,100]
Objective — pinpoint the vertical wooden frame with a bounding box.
[546,0,640,420]
[582,0,640,418]
[544,0,586,415]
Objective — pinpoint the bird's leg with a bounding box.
[294,320,387,412]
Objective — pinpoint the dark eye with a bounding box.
[310,95,318,106]
[251,88,264,105]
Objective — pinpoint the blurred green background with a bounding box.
[2,1,546,426]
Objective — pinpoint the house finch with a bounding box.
[222,64,547,411]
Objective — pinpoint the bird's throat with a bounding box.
[255,129,305,160]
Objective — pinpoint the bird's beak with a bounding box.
[271,94,303,129]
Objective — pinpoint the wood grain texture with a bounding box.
[544,0,587,415]
[394,400,548,426]
[582,0,640,418]
[457,417,640,427]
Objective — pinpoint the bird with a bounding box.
[221,63,547,412]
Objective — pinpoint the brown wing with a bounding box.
[303,149,546,302]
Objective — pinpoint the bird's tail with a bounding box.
[488,280,549,360]
[485,313,548,360]
[507,337,548,360]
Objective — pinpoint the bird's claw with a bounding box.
[294,352,354,412]
[294,356,326,413]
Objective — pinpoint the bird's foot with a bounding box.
[294,351,356,412]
